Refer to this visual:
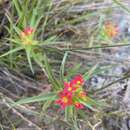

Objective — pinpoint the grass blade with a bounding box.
[60,51,68,84]
[0,47,23,58]
[12,92,57,106]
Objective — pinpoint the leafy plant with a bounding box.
[12,53,101,125]
[0,0,55,73]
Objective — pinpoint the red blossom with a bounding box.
[55,91,72,109]
[23,27,34,35]
[21,27,34,37]
[59,90,72,98]
[70,75,84,86]
[70,75,84,90]
[55,74,86,110]
[74,102,84,109]
[63,82,74,94]
[104,21,118,38]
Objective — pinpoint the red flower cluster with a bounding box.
[55,75,87,109]
[104,21,118,38]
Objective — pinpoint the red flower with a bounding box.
[20,27,35,45]
[55,91,72,109]
[23,27,34,35]
[70,75,84,90]
[21,27,34,37]
[74,102,84,109]
[104,21,118,38]
[64,82,74,94]
[71,75,84,85]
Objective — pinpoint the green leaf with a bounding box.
[12,0,22,17]
[65,63,82,81]
[79,99,98,112]
[113,0,130,13]
[6,38,21,45]
[13,26,22,35]
[26,46,34,74]
[85,96,99,106]
[32,52,43,67]
[60,52,68,84]
[0,47,23,58]
[39,36,57,45]
[30,8,38,27]
[12,92,57,106]
[65,106,74,121]
[77,97,99,112]
[84,64,98,80]
[43,54,61,90]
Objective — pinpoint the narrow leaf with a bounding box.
[12,92,57,106]
[0,47,23,58]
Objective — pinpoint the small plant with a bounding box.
[104,21,119,38]
[0,0,57,73]
[11,52,101,126]
[99,21,119,40]
[13,71,100,112]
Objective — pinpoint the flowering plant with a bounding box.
[55,75,98,111]
[104,21,118,38]
[13,55,100,122]
[98,21,119,41]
